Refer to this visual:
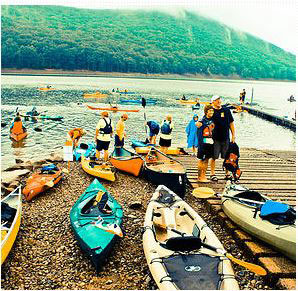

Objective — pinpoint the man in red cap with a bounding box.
[95,111,114,162]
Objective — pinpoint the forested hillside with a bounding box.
[1,5,296,80]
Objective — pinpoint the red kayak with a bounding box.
[86,105,139,113]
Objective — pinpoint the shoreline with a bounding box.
[1,69,294,83]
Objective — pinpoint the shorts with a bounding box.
[213,139,229,159]
[159,138,171,147]
[115,135,124,147]
[197,143,214,160]
[96,140,110,151]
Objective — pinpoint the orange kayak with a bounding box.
[110,147,144,177]
[86,105,139,113]
[10,131,28,142]
[38,88,56,91]
[83,92,107,98]
[23,165,63,201]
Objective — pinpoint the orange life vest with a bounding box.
[11,121,24,135]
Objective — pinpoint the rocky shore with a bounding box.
[1,158,271,290]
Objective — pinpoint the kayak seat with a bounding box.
[234,190,266,206]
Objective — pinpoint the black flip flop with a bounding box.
[210,175,218,182]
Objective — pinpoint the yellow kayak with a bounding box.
[1,186,22,265]
[83,92,107,98]
[38,87,56,91]
[135,146,187,155]
[81,156,116,182]
[179,100,210,105]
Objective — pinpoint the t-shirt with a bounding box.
[96,118,114,142]
[211,106,234,142]
[69,128,83,140]
[196,116,214,148]
[147,121,160,135]
[116,119,125,140]
[160,121,174,140]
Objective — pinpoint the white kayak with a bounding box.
[222,182,296,261]
[143,185,239,290]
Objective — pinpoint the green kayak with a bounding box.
[70,179,123,271]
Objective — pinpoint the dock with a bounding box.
[176,148,296,290]
[242,105,296,132]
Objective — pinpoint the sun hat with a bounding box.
[211,95,221,102]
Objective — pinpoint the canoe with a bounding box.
[70,179,123,271]
[222,182,296,261]
[10,131,28,142]
[86,104,139,113]
[143,185,239,290]
[73,142,96,161]
[1,186,22,265]
[109,147,144,177]
[131,140,187,156]
[81,156,116,182]
[119,99,157,105]
[38,87,55,91]
[143,147,187,198]
[83,92,107,98]
[22,164,63,201]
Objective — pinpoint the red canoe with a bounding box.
[86,105,139,113]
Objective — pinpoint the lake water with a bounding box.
[1,75,296,169]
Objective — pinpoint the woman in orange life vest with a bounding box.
[10,112,27,134]
[67,128,86,147]
[196,104,215,183]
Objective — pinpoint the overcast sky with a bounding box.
[1,0,297,53]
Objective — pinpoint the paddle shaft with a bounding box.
[141,98,149,142]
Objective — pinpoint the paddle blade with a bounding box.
[62,168,69,174]
[192,187,215,198]
[141,97,146,108]
[226,253,267,276]
[45,181,55,188]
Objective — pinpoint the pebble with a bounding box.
[1,160,272,290]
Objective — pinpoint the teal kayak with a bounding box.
[70,179,123,271]
[39,115,63,121]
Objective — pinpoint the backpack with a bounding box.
[223,142,242,181]
[100,118,112,134]
[161,121,172,135]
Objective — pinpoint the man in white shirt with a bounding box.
[95,111,114,162]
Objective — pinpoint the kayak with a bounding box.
[143,147,187,198]
[38,87,55,91]
[192,105,200,110]
[81,156,116,182]
[120,99,157,105]
[222,182,296,261]
[143,185,239,290]
[70,179,123,271]
[83,92,107,98]
[109,147,144,177]
[179,100,210,105]
[73,142,96,161]
[22,164,63,201]
[10,131,28,142]
[39,115,64,121]
[86,104,139,113]
[1,186,22,265]
[117,91,135,94]
[131,140,187,156]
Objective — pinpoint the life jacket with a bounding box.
[100,118,112,134]
[11,121,24,135]
[161,121,172,135]
[148,121,159,133]
[223,142,242,181]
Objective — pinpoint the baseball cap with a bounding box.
[211,95,221,102]
[122,113,128,119]
[101,111,109,117]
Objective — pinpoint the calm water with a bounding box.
[1,75,296,169]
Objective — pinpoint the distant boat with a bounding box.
[120,99,157,105]
[117,91,135,94]
[38,87,55,91]
[86,104,139,113]
[287,95,296,102]
[83,92,107,98]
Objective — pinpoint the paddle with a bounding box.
[166,229,267,276]
[141,97,149,144]
[192,187,266,205]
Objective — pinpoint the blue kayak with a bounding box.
[120,99,157,105]
[73,142,96,161]
[131,139,154,148]
[117,91,135,94]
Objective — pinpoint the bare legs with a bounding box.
[198,159,209,182]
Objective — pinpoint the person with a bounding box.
[159,115,174,154]
[31,106,39,116]
[195,98,200,107]
[67,128,86,148]
[239,89,246,104]
[10,112,26,133]
[95,111,114,162]
[181,95,186,101]
[46,85,51,89]
[210,95,236,181]
[185,114,199,155]
[146,120,160,144]
[115,113,128,148]
[196,104,215,182]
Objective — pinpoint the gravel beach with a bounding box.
[1,161,271,290]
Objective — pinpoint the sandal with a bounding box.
[210,175,218,182]
[224,174,232,180]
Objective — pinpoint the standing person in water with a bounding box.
[159,115,174,154]
[196,105,215,182]
[210,95,235,181]
[239,89,246,104]
[186,114,199,155]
